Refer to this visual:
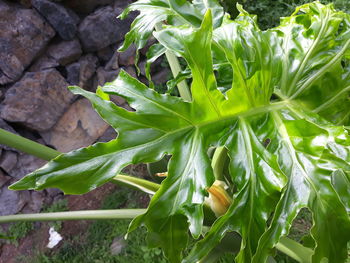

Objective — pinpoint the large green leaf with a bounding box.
[118,0,224,51]
[273,2,350,126]
[10,2,350,263]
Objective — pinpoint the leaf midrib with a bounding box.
[287,8,330,97]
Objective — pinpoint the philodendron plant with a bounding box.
[0,1,349,262]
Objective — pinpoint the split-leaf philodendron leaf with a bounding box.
[10,2,350,263]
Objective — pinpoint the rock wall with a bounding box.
[0,0,169,219]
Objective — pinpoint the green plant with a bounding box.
[0,1,349,263]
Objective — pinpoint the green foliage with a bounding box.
[9,1,350,263]
[41,199,68,231]
[5,222,34,246]
[239,0,350,29]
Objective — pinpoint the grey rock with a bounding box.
[0,151,18,174]
[66,0,114,14]
[66,54,98,89]
[28,55,59,72]
[98,127,117,143]
[0,1,55,84]
[45,188,62,198]
[97,45,115,64]
[0,69,74,131]
[78,6,130,52]
[0,119,19,152]
[96,67,120,86]
[66,62,80,85]
[40,98,109,153]
[114,0,133,9]
[0,170,10,188]
[47,38,82,65]
[105,51,119,71]
[26,191,45,213]
[118,44,136,66]
[0,184,20,216]
[123,66,137,78]
[9,153,46,180]
[152,68,171,85]
[32,0,80,40]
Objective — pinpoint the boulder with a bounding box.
[28,55,59,72]
[40,98,110,153]
[96,67,120,86]
[32,0,80,40]
[0,1,55,84]
[0,69,74,131]
[47,38,82,65]
[0,119,19,152]
[97,45,115,64]
[78,6,130,52]
[118,44,136,66]
[65,0,114,14]
[8,153,46,180]
[0,170,10,188]
[66,54,98,89]
[0,150,18,174]
[0,184,21,216]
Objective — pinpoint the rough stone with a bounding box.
[47,38,82,65]
[98,127,117,143]
[0,69,74,131]
[152,68,171,85]
[78,6,130,52]
[0,170,10,188]
[41,99,109,153]
[105,51,119,71]
[0,1,55,84]
[0,151,18,174]
[25,191,45,213]
[0,185,20,216]
[96,67,120,86]
[28,55,59,72]
[65,0,114,14]
[66,54,98,89]
[65,61,79,84]
[97,45,115,64]
[114,0,133,9]
[118,44,136,66]
[123,66,137,78]
[32,0,80,40]
[45,188,62,198]
[8,154,46,180]
[0,119,19,152]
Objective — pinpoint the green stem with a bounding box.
[112,174,160,195]
[0,209,146,224]
[0,128,60,161]
[155,24,192,102]
[0,128,160,195]
[275,237,313,263]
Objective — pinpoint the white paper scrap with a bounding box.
[47,227,63,249]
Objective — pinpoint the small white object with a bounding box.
[47,227,63,249]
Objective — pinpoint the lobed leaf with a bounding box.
[10,2,350,263]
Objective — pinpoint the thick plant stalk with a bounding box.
[0,209,146,223]
[0,128,60,161]
[0,127,158,194]
[155,24,192,102]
